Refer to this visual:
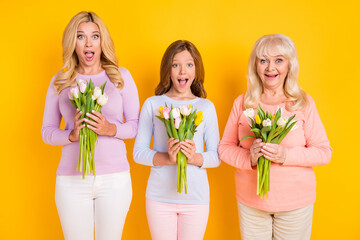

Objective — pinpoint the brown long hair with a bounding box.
[54,11,123,93]
[155,40,206,98]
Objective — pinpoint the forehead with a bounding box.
[77,22,100,32]
[172,50,194,61]
[256,39,290,59]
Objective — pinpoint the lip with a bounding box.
[84,51,95,62]
[177,78,188,87]
[264,74,278,79]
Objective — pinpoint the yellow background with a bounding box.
[0,0,358,239]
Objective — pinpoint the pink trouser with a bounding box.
[146,198,209,240]
[237,202,313,240]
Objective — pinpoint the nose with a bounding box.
[266,61,275,71]
[85,37,92,47]
[179,65,186,74]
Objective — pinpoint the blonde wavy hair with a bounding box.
[244,34,308,111]
[54,11,123,93]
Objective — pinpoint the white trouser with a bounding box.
[55,171,132,240]
[237,202,313,240]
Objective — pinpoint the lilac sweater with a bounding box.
[41,67,140,175]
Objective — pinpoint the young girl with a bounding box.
[133,40,220,240]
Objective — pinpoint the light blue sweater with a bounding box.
[133,94,220,204]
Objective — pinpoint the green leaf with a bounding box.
[284,114,296,129]
[250,117,255,128]
[266,112,272,119]
[241,135,256,141]
[261,131,267,142]
[258,104,266,120]
[276,121,297,143]
[100,81,107,94]
[261,126,271,133]
[169,111,179,139]
[155,115,165,124]
[164,119,173,138]
[251,128,261,134]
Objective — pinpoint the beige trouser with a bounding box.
[237,202,313,240]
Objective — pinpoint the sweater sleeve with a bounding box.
[133,98,156,166]
[283,96,332,167]
[41,76,72,146]
[218,96,253,170]
[114,68,140,139]
[200,101,221,168]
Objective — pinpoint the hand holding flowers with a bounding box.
[85,110,116,136]
[69,109,86,142]
[68,79,108,178]
[261,143,286,164]
[156,103,203,194]
[242,104,297,198]
[167,138,181,164]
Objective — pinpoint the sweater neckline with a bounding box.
[77,70,106,78]
[162,94,200,104]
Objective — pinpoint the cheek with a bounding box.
[75,41,83,52]
[280,66,289,75]
[95,40,102,51]
[256,66,264,78]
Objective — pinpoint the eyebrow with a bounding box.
[76,31,100,34]
[173,58,194,61]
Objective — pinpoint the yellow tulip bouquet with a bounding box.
[241,105,297,198]
[155,103,203,194]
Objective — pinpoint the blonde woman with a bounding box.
[218,34,332,240]
[41,11,139,239]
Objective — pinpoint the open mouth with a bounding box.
[178,78,188,87]
[265,74,278,79]
[84,51,95,61]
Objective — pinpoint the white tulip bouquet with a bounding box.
[242,105,297,198]
[155,104,203,194]
[68,79,108,178]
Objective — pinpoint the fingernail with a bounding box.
[92,110,95,113]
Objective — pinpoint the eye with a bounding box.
[187,63,194,67]
[172,63,179,68]
[77,35,84,39]
[260,59,267,64]
[275,58,283,63]
[93,34,100,39]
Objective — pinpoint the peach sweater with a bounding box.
[218,94,332,212]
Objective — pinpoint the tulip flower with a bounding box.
[171,108,181,119]
[79,82,87,93]
[180,105,192,116]
[243,108,255,119]
[93,87,102,99]
[68,87,80,100]
[174,117,181,129]
[194,111,203,126]
[262,118,272,127]
[255,114,261,125]
[162,107,171,119]
[277,117,287,127]
[97,93,108,106]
